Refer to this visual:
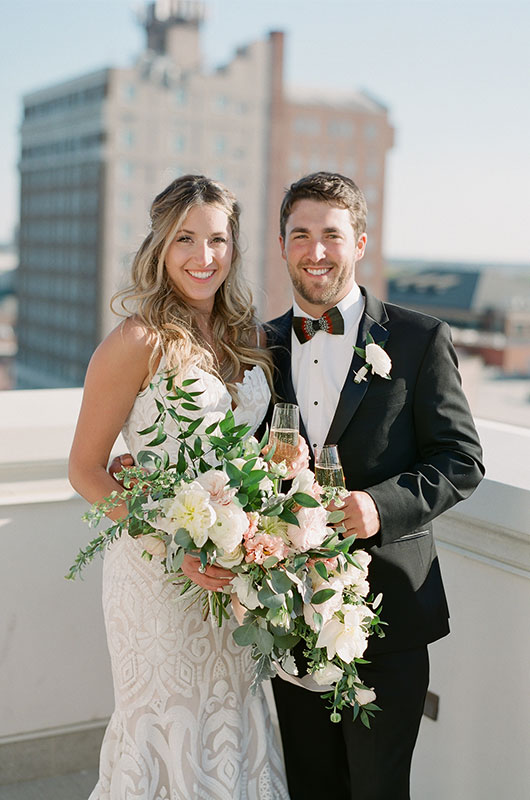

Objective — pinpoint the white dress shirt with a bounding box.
[291,283,365,454]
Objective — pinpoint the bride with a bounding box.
[69,175,291,799]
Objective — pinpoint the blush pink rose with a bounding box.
[244,533,289,564]
[243,511,260,542]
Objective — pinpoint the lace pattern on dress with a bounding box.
[89,367,289,800]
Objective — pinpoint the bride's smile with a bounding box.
[165,204,233,313]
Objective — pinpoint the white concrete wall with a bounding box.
[1,390,529,797]
[412,478,530,800]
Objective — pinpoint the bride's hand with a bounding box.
[262,436,310,479]
[181,553,233,592]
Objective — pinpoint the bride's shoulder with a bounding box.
[108,316,158,352]
[90,316,159,374]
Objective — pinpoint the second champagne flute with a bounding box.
[269,403,299,462]
[314,444,346,488]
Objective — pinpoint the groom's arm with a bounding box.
[360,320,485,545]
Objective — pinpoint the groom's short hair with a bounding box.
[280,172,367,241]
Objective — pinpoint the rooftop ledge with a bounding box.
[1,389,529,542]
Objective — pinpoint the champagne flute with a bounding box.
[269,403,299,463]
[314,445,345,488]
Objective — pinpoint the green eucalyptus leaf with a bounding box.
[273,632,300,649]
[137,423,158,435]
[232,623,257,646]
[257,586,285,609]
[225,461,244,481]
[146,426,167,446]
[292,492,320,508]
[254,626,274,655]
[327,510,345,524]
[269,569,293,594]
[261,503,283,517]
[311,588,337,604]
[173,528,193,548]
[314,561,329,580]
[279,507,299,526]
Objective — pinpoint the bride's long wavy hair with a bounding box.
[112,174,274,394]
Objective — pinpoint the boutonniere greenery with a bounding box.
[353,333,392,384]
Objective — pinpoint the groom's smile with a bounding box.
[280,198,367,317]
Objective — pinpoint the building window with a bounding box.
[215,95,229,110]
[365,123,378,140]
[123,84,136,101]
[174,134,186,152]
[122,161,135,178]
[294,117,321,136]
[174,87,187,106]
[214,135,227,154]
[121,192,133,210]
[122,129,135,148]
[364,186,378,204]
[328,120,354,138]
[366,159,379,179]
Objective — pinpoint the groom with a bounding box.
[268,172,484,800]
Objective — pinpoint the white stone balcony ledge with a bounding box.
[0,390,529,799]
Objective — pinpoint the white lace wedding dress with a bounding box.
[89,365,290,800]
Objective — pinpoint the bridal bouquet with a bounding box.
[67,374,385,725]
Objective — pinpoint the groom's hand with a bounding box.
[108,453,136,487]
[336,491,380,539]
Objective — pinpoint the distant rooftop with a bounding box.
[388,266,530,314]
[287,86,388,113]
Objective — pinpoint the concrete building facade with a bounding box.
[16,0,394,388]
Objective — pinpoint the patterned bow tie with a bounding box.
[292,306,345,343]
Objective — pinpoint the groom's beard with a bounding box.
[287,259,355,308]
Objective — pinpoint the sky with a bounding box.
[1,0,529,264]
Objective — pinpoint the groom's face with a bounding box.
[280,199,366,317]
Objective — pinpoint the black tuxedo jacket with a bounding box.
[267,287,484,655]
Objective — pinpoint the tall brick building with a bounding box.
[16,0,393,388]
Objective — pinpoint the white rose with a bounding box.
[312,661,344,686]
[287,505,329,552]
[216,544,245,569]
[303,576,344,631]
[231,573,261,610]
[243,436,260,456]
[195,469,236,505]
[316,605,371,663]
[208,501,249,553]
[356,687,377,706]
[335,563,370,596]
[351,549,371,571]
[365,342,392,378]
[160,483,217,546]
[290,468,316,496]
[140,533,167,558]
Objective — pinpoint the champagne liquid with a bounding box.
[270,428,299,461]
[315,465,346,488]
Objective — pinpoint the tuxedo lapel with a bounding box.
[325,289,389,446]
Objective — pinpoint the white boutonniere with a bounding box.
[353,333,392,384]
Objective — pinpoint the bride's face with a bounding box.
[165,204,233,313]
